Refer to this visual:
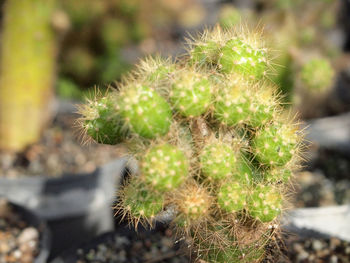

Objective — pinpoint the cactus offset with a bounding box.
[78,25,304,262]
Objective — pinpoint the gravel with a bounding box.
[286,236,350,263]
[0,199,40,263]
[67,224,190,263]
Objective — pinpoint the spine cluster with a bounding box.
[78,26,303,263]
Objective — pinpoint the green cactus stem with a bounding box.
[200,141,238,180]
[206,244,265,263]
[79,94,127,145]
[214,77,252,126]
[217,38,268,80]
[218,182,248,213]
[141,143,189,191]
[122,178,164,220]
[137,57,175,83]
[265,167,292,183]
[248,184,282,222]
[190,41,220,65]
[253,122,298,167]
[117,85,172,138]
[170,70,212,117]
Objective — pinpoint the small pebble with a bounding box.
[297,250,309,261]
[312,239,324,251]
[330,255,338,263]
[330,237,341,250]
[18,227,39,245]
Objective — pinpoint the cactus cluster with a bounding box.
[78,26,303,262]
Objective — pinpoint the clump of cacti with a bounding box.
[78,26,303,262]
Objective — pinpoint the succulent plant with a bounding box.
[300,57,335,93]
[0,0,56,151]
[219,5,242,29]
[78,26,303,262]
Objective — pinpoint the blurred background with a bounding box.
[1,0,350,262]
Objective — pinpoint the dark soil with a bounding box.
[0,199,40,263]
[0,113,126,178]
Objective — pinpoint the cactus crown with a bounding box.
[78,26,303,262]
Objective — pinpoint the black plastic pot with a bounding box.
[51,221,189,263]
[4,200,51,263]
[0,157,129,259]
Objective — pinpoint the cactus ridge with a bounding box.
[78,25,304,263]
